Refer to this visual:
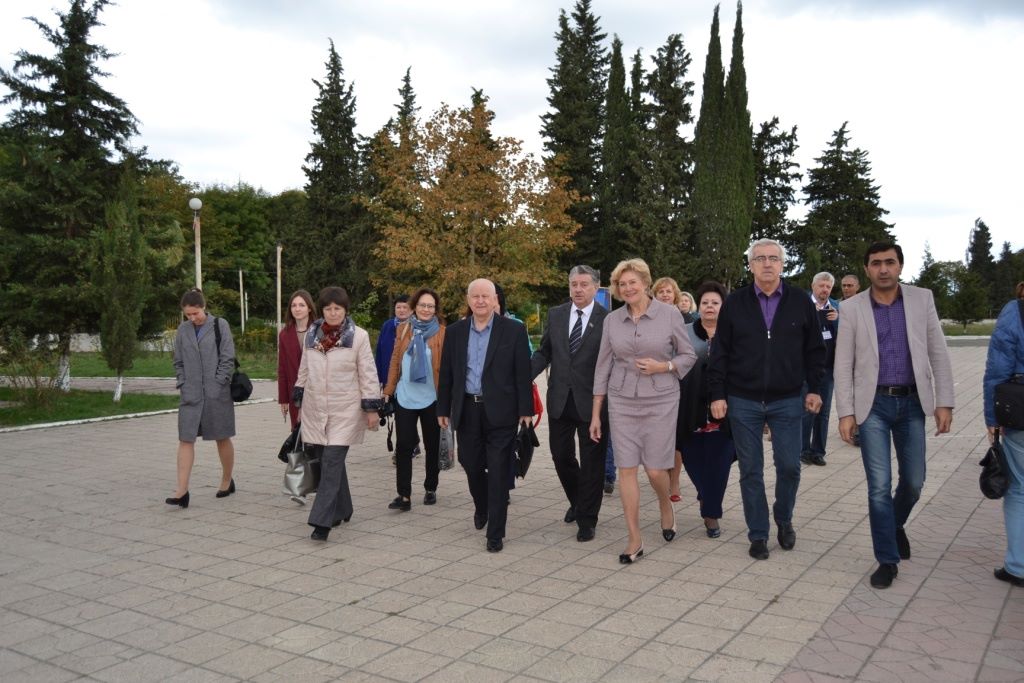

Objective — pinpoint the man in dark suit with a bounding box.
[438,278,533,553]
[531,265,609,542]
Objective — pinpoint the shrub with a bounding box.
[0,328,60,409]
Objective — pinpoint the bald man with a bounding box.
[438,279,533,553]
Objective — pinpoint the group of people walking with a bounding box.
[165,237,1024,590]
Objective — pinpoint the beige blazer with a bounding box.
[834,284,954,424]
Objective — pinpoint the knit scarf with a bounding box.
[406,316,440,383]
[311,316,355,353]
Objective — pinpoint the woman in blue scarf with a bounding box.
[382,288,447,510]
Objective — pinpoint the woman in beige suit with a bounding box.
[591,259,697,563]
[293,286,381,541]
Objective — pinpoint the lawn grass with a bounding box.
[0,387,181,427]
[66,351,277,379]
[941,321,996,336]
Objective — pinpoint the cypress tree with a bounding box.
[0,0,138,389]
[752,117,801,247]
[966,217,996,313]
[797,122,894,280]
[540,0,608,268]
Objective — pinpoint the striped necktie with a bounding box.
[569,309,584,355]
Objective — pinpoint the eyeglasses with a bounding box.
[750,255,782,264]
[416,303,436,310]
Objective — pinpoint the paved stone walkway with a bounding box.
[0,346,1020,681]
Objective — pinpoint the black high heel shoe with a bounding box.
[310,525,330,541]
[662,509,677,542]
[165,492,190,508]
[619,545,644,564]
[704,518,721,539]
[216,479,235,498]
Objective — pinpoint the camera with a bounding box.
[377,400,395,426]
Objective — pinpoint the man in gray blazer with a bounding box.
[835,241,954,589]
[531,265,609,542]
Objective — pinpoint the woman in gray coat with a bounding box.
[166,289,237,508]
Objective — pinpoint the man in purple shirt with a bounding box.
[834,242,954,589]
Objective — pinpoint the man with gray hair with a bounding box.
[531,265,609,542]
[801,272,840,466]
[708,238,827,560]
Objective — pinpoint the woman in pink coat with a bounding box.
[293,287,381,541]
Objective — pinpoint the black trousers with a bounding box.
[549,391,607,528]
[456,398,517,541]
[394,397,440,498]
[308,445,352,528]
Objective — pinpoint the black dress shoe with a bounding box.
[577,526,595,542]
[777,522,796,550]
[799,452,813,465]
[994,567,1024,586]
[423,491,437,506]
[486,538,503,553]
[870,563,898,588]
[564,506,576,524]
[896,527,911,560]
[165,491,190,508]
[215,479,235,498]
[810,454,826,466]
[604,480,614,494]
[388,496,411,511]
[473,513,487,530]
[310,526,330,541]
[749,539,769,560]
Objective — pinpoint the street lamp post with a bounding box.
[189,197,203,289]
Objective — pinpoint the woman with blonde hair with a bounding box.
[591,259,697,563]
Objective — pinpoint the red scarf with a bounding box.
[318,321,343,352]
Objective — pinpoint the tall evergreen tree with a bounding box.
[0,0,138,388]
[966,217,996,313]
[540,0,608,268]
[596,37,643,278]
[296,40,370,298]
[95,172,147,402]
[795,122,893,281]
[752,117,801,246]
[639,34,695,281]
[993,240,1024,305]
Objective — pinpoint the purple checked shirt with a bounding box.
[754,281,784,329]
[871,288,915,386]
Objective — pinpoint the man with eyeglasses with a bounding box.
[708,238,826,561]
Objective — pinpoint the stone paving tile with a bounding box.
[1,348,1018,681]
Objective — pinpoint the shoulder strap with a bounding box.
[211,317,240,369]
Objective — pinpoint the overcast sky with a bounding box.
[2,0,1021,278]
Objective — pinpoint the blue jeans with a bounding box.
[1003,429,1024,577]
[727,395,804,541]
[859,393,926,564]
[605,437,616,483]
[801,372,834,457]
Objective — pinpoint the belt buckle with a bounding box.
[469,394,483,403]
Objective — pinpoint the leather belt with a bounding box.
[877,385,917,397]
[465,393,484,403]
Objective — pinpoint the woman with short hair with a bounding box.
[166,288,237,508]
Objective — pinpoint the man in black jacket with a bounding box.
[438,278,533,553]
[708,239,827,560]
[531,265,609,542]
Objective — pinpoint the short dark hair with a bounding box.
[694,281,727,304]
[180,288,206,309]
[285,289,317,326]
[394,294,410,305]
[317,286,350,312]
[864,241,904,266]
[410,287,442,319]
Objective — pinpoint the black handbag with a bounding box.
[213,317,253,402]
[979,433,1010,500]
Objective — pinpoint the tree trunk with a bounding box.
[57,333,72,392]
[113,374,123,403]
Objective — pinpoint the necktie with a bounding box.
[569,309,584,355]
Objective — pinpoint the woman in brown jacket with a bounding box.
[382,288,446,511]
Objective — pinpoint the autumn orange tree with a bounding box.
[368,91,579,316]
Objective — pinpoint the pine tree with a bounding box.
[640,34,695,281]
[993,240,1024,305]
[966,217,996,313]
[95,172,147,401]
[297,40,370,299]
[796,122,893,280]
[752,117,801,246]
[540,0,608,268]
[0,0,138,389]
